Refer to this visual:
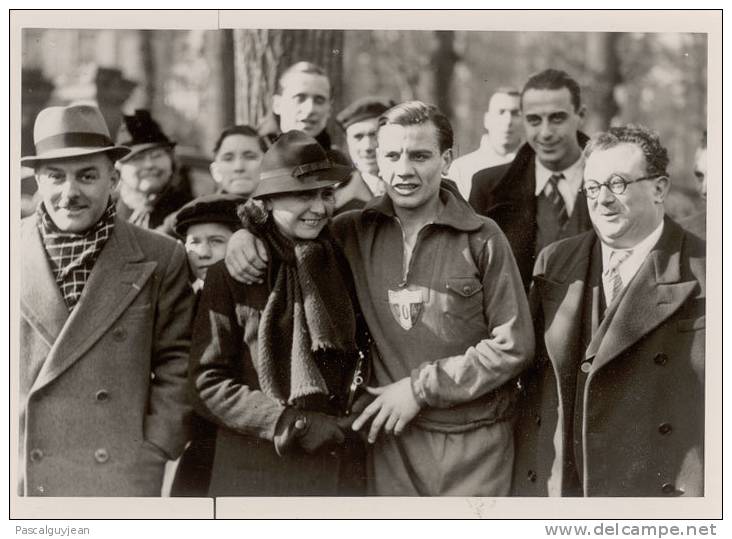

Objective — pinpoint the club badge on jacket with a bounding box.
[388,288,424,331]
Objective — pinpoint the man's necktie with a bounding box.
[545,172,569,229]
[603,249,633,303]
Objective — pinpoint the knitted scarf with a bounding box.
[239,199,357,405]
[37,198,116,311]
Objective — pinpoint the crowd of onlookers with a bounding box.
[18,61,706,498]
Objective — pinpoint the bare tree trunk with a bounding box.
[233,29,344,130]
[219,29,237,129]
[139,30,155,109]
[431,30,459,121]
[584,32,622,134]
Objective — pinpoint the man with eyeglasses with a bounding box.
[469,69,593,288]
[512,125,705,497]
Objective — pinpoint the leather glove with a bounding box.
[274,409,346,456]
[336,392,375,440]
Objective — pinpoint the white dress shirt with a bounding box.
[449,135,517,199]
[600,219,665,306]
[534,156,584,216]
[362,171,387,197]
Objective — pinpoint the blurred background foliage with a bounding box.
[21,27,707,218]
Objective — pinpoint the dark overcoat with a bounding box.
[469,134,592,288]
[19,216,193,496]
[513,218,706,496]
[190,256,366,496]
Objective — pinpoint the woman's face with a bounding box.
[210,134,264,196]
[267,187,335,240]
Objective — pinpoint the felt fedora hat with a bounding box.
[115,109,176,162]
[21,104,131,166]
[251,130,352,199]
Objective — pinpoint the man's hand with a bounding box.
[336,392,375,439]
[224,229,268,284]
[351,377,422,444]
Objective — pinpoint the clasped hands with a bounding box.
[227,230,423,450]
[275,377,422,456]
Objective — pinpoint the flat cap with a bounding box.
[172,193,244,238]
[336,96,397,131]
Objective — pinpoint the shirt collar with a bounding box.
[361,171,385,196]
[534,155,584,197]
[363,184,484,232]
[600,218,665,269]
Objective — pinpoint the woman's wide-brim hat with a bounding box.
[21,104,131,166]
[251,130,353,199]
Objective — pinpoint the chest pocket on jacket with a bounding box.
[440,277,485,334]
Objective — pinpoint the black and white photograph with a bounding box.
[8,9,722,522]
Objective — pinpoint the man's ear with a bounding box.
[441,148,453,176]
[483,111,492,132]
[576,104,588,126]
[272,94,282,116]
[110,166,121,189]
[209,162,222,184]
[653,175,671,203]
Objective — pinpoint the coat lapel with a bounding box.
[541,232,597,387]
[31,219,158,393]
[20,216,69,347]
[590,220,698,371]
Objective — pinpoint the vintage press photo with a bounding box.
[8,9,722,520]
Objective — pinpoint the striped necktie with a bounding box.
[603,249,633,303]
[545,172,569,229]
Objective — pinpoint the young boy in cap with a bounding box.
[172,194,243,293]
[18,103,193,496]
[167,193,243,496]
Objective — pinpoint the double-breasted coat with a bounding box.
[513,218,706,496]
[19,215,194,496]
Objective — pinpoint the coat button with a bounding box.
[95,389,109,402]
[658,423,672,435]
[112,327,127,342]
[462,285,471,294]
[94,448,110,463]
[527,470,537,482]
[29,448,43,462]
[654,353,669,366]
[580,361,592,374]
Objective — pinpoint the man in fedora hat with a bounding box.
[115,109,193,233]
[19,103,193,496]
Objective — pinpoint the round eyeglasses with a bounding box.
[580,174,664,199]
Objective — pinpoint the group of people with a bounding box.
[18,61,706,499]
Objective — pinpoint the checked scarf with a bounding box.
[37,199,116,311]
